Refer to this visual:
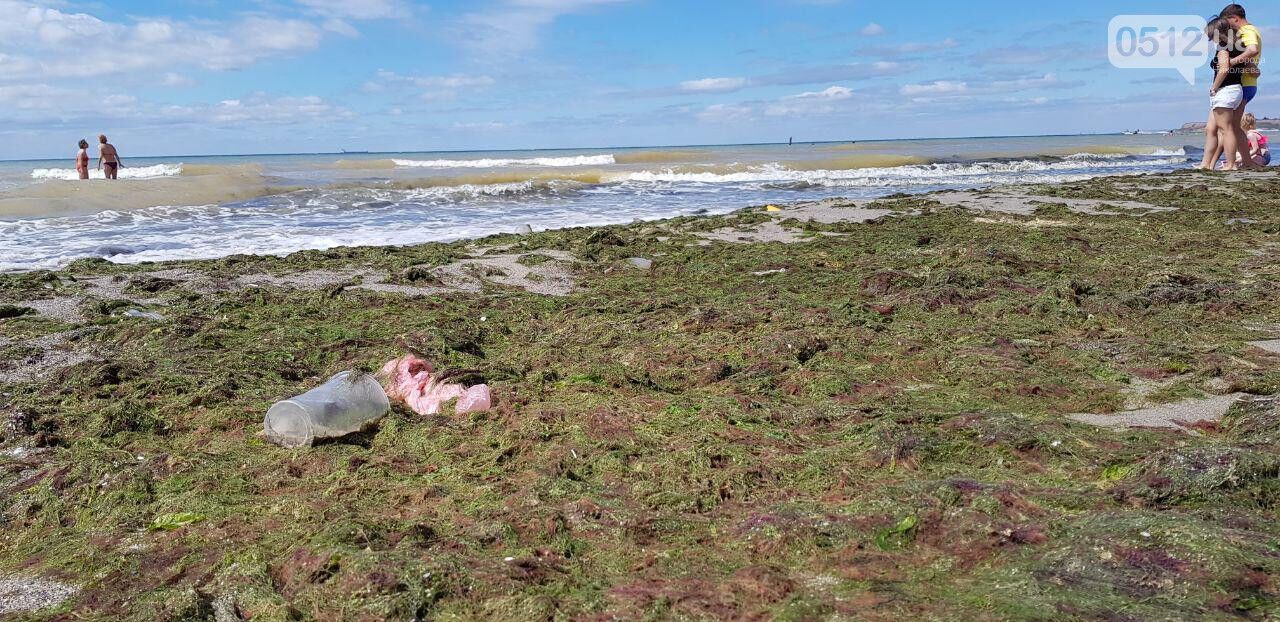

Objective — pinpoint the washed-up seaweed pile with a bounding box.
[1,170,1279,621]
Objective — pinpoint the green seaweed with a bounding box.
[0,171,1278,620]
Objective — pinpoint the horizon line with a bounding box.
[0,130,1144,163]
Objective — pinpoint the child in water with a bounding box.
[76,139,90,180]
[1243,114,1271,167]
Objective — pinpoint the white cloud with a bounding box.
[0,4,325,80]
[321,18,362,37]
[765,85,856,117]
[900,74,1069,98]
[697,103,753,123]
[0,83,64,110]
[901,80,968,96]
[452,121,510,131]
[459,0,631,57]
[103,94,137,107]
[364,70,496,101]
[787,85,853,101]
[680,77,749,93]
[161,94,353,125]
[860,23,885,36]
[296,0,409,20]
[161,73,196,87]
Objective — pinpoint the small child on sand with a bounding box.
[1243,114,1270,167]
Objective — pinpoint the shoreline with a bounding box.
[0,147,1198,273]
[2,169,1280,620]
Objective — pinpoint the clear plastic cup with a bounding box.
[263,371,390,448]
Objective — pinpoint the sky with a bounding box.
[0,0,1275,159]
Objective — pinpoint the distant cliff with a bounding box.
[1180,117,1280,132]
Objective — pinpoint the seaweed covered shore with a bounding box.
[2,170,1280,621]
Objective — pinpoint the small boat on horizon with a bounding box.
[340,149,370,154]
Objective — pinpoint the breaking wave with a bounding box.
[3,163,284,218]
[30,163,183,181]
[392,154,616,168]
[618,156,1189,186]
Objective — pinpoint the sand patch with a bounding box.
[1071,339,1280,432]
[928,190,1172,216]
[236,269,370,290]
[16,298,83,323]
[776,200,894,224]
[1249,339,1280,355]
[0,574,78,615]
[696,200,890,245]
[0,331,95,385]
[973,216,1072,228]
[431,252,576,297]
[697,221,815,245]
[1070,393,1249,432]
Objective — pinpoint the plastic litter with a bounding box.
[123,309,164,321]
[626,257,654,271]
[381,354,493,415]
[263,371,390,448]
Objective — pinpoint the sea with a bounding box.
[0,134,1202,271]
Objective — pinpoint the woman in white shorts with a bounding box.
[1199,18,1246,170]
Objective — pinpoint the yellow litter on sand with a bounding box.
[765,205,782,212]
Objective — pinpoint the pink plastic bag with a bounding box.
[380,355,492,415]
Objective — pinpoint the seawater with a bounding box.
[0,135,1198,271]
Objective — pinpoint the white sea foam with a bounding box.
[392,155,616,168]
[30,163,183,181]
[617,156,1188,186]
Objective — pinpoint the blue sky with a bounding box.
[0,0,1274,158]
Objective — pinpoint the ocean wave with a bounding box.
[783,154,933,171]
[392,154,616,168]
[31,163,183,181]
[313,154,1190,194]
[4,163,281,219]
[372,171,607,190]
[1064,148,1186,160]
[614,149,711,164]
[310,179,584,206]
[332,159,398,170]
[618,156,1188,186]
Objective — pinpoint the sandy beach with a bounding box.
[2,169,1279,620]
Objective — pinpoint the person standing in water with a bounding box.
[97,134,122,180]
[1221,4,1263,169]
[75,139,90,180]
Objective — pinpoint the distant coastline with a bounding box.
[1178,116,1280,133]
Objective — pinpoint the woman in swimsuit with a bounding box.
[76,139,90,180]
[97,134,122,180]
[1199,18,1246,171]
